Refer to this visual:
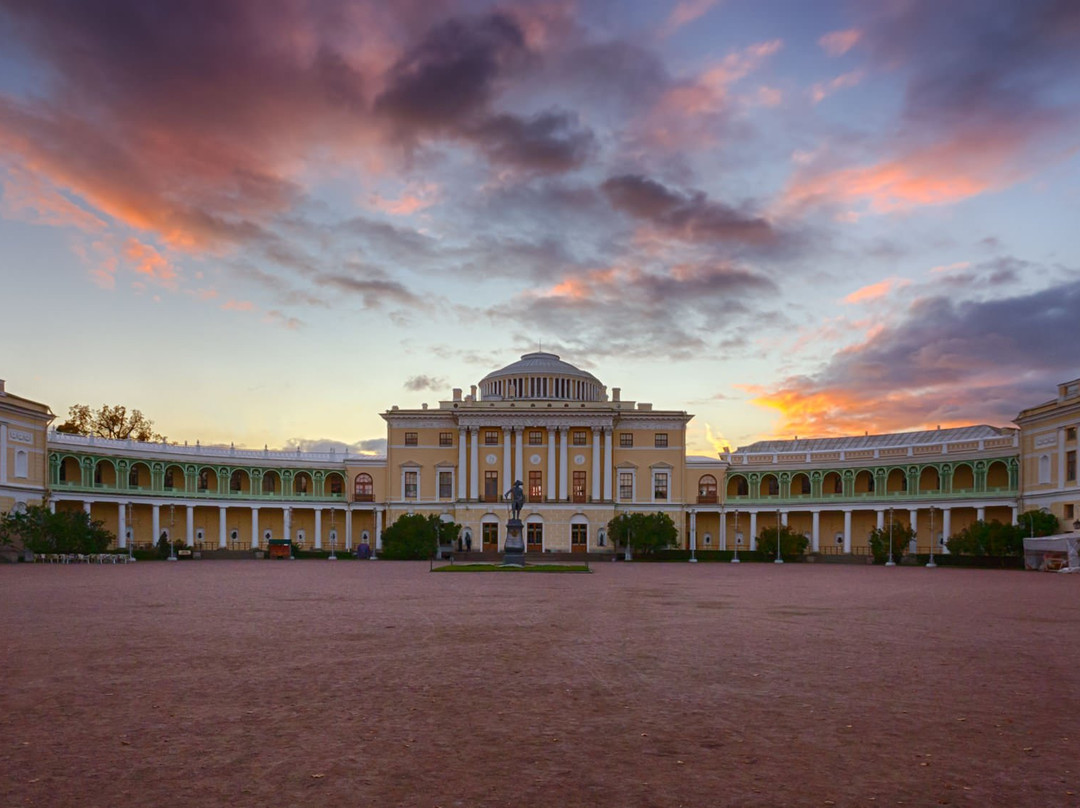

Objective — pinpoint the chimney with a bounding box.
[470,385,477,400]
[453,388,462,401]
[612,387,621,402]
[422,403,428,410]
[0,378,5,395]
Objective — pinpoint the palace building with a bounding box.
[2,353,1078,555]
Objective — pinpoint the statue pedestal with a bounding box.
[503,518,525,567]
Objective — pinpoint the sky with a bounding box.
[1,0,1078,457]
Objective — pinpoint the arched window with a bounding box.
[697,475,717,503]
[230,470,244,492]
[328,474,344,495]
[262,471,278,494]
[354,473,374,501]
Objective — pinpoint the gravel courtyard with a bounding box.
[2,560,1078,807]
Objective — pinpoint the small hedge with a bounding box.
[652,549,783,563]
[913,553,1023,569]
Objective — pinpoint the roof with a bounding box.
[480,352,600,384]
[734,424,1012,454]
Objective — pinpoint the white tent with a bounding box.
[1023,534,1080,572]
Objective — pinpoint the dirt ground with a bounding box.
[2,560,1078,808]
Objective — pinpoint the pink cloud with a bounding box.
[222,299,256,312]
[843,277,909,305]
[660,0,722,38]
[0,166,106,232]
[809,69,864,104]
[124,238,178,288]
[818,29,861,57]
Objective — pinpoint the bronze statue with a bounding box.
[505,479,524,521]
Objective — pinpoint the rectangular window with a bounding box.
[485,430,499,445]
[527,523,543,550]
[529,430,543,445]
[573,431,587,446]
[528,470,543,501]
[94,465,103,485]
[572,471,587,503]
[653,472,669,500]
[439,432,453,447]
[439,471,453,499]
[484,471,499,502]
[129,467,139,487]
[571,524,587,547]
[1068,427,1077,441]
[619,472,633,500]
[404,471,418,499]
[619,432,633,447]
[404,432,418,446]
[1064,504,1075,520]
[1068,450,1076,483]
[654,433,668,448]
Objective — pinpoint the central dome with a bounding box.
[479,352,605,402]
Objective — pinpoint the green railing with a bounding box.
[723,487,1016,505]
[50,481,348,503]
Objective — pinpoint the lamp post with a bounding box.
[167,504,177,561]
[774,508,784,564]
[926,506,937,567]
[885,507,895,566]
[731,509,740,563]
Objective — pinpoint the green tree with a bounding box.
[757,525,810,559]
[946,520,1025,556]
[380,513,460,560]
[606,512,678,556]
[0,505,113,555]
[56,403,165,442]
[867,522,916,564]
[1017,509,1059,538]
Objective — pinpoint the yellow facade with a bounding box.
[4,356,1077,557]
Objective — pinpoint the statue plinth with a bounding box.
[502,518,525,567]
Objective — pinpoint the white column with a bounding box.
[345,509,353,550]
[314,509,323,550]
[502,427,512,493]
[458,428,467,499]
[843,510,852,553]
[218,507,227,549]
[749,511,758,551]
[469,428,479,500]
[559,427,569,501]
[152,504,161,545]
[284,507,292,542]
[689,510,697,552]
[876,510,885,531]
[186,505,194,546]
[546,427,556,501]
[909,509,918,539]
[1059,427,1066,486]
[780,511,789,527]
[811,510,820,552]
[1011,505,1018,525]
[515,427,524,484]
[720,511,728,550]
[375,509,383,551]
[976,506,985,522]
[591,427,601,501]
[603,428,613,501]
[251,507,259,549]
[83,501,92,514]
[942,508,952,554]
[118,503,127,549]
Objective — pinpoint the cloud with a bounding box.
[601,174,778,247]
[751,273,1080,437]
[785,0,1080,214]
[660,0,721,38]
[468,109,595,173]
[808,70,864,104]
[842,277,910,305]
[485,260,778,360]
[316,264,425,309]
[404,374,446,392]
[818,29,861,57]
[282,436,386,456]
